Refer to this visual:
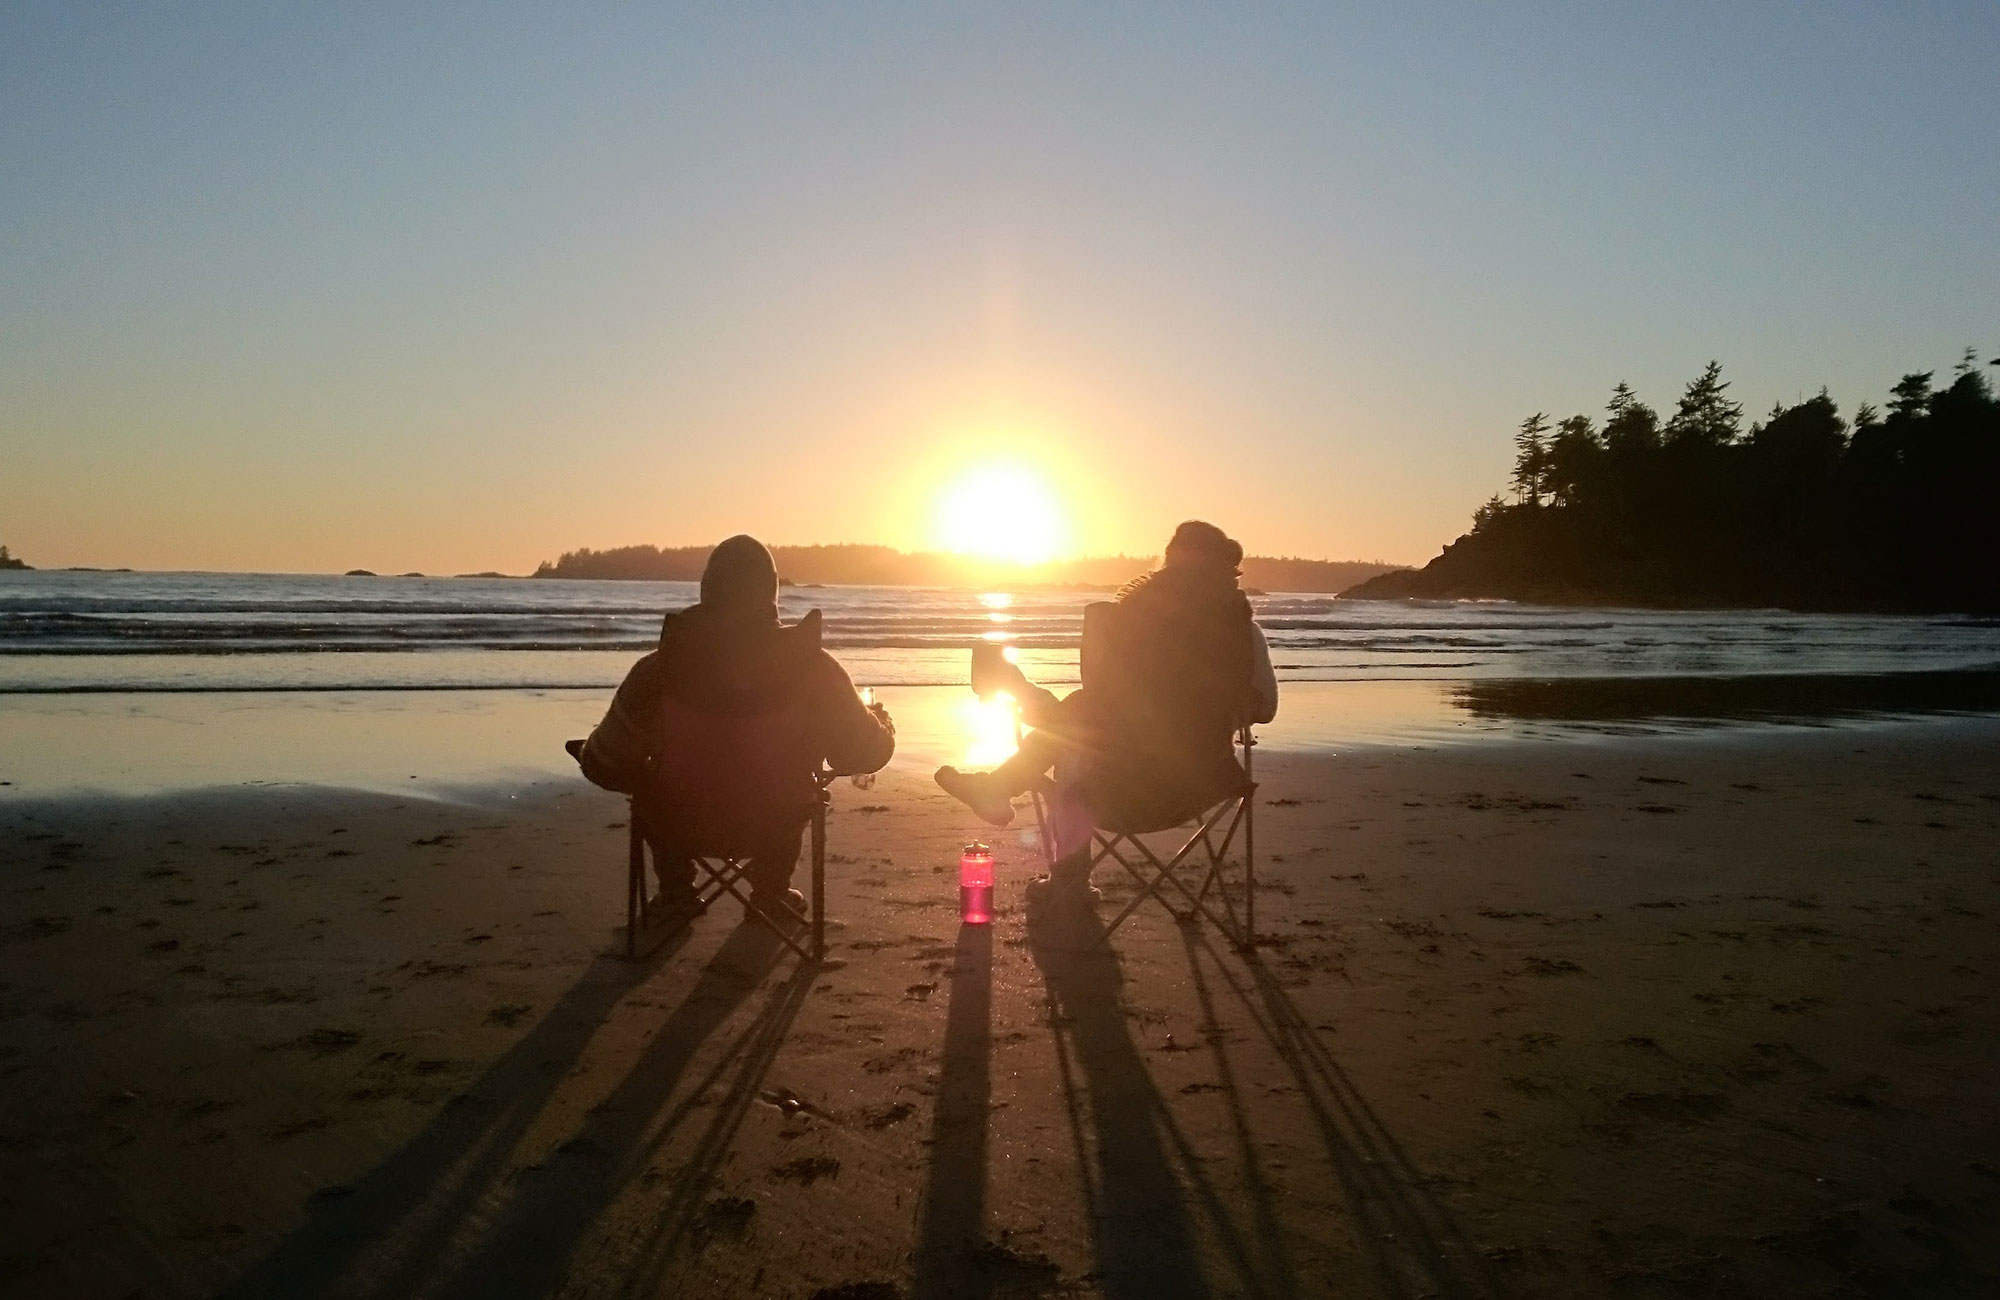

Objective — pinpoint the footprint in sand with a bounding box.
[808,1282,899,1300]
[862,1047,922,1074]
[771,1155,841,1185]
[693,1196,757,1237]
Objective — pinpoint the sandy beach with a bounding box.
[4,713,1998,1299]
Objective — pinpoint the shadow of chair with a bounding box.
[1028,921,1220,1300]
[425,923,808,1300]
[214,923,805,1300]
[1179,927,1511,1300]
[214,943,672,1300]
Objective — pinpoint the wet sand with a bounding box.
[3,720,1999,1298]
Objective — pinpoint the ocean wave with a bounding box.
[4,575,1998,693]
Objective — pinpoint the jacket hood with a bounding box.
[657,605,823,715]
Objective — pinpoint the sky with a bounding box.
[3,3,1996,575]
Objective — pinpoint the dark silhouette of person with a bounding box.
[575,535,895,926]
[935,521,1277,908]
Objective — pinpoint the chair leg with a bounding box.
[626,818,645,962]
[811,800,827,960]
[1095,800,1255,950]
[1242,796,1256,950]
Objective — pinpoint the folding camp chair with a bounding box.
[1008,597,1262,950]
[624,767,831,963]
[1024,725,1258,951]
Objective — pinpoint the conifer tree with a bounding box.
[1664,361,1742,448]
[1603,382,1660,455]
[1512,412,1550,504]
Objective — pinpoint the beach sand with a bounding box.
[4,720,1999,1298]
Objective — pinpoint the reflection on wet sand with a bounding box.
[6,673,2000,797]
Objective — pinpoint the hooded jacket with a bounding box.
[578,603,894,801]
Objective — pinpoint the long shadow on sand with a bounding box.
[430,922,811,1300]
[1179,926,1509,1299]
[910,924,996,1300]
[1029,916,1219,1300]
[217,922,808,1300]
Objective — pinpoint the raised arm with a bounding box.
[811,651,896,775]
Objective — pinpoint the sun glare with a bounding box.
[933,463,1069,565]
[956,691,1022,769]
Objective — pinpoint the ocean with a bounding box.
[4,570,1998,694]
[5,571,1999,793]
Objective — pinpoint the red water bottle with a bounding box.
[959,843,994,925]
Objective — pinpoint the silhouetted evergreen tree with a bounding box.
[1511,412,1550,504]
[1346,351,2000,613]
[1544,414,1602,506]
[1602,382,1660,455]
[1665,361,1743,448]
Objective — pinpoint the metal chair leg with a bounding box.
[1242,728,1257,950]
[811,792,827,960]
[627,815,645,962]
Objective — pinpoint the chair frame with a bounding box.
[625,768,833,962]
[1025,722,1259,951]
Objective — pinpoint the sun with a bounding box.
[932,462,1070,565]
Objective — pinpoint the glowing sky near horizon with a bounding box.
[3,4,1996,574]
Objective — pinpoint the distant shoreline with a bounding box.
[529,543,1400,595]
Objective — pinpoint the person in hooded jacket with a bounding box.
[935,521,1277,909]
[576,535,895,928]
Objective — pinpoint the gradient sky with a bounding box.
[4,3,1996,574]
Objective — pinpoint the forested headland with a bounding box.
[533,543,1393,594]
[1346,351,2000,613]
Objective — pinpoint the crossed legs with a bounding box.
[935,679,1103,901]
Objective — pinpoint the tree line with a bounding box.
[1348,351,2000,612]
[534,543,1395,594]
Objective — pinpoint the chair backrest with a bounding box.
[1079,599,1253,831]
[636,611,824,854]
[640,698,818,853]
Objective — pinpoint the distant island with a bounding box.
[1345,351,2000,613]
[533,543,1397,594]
[0,545,31,571]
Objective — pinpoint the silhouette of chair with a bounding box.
[625,778,832,964]
[1027,728,1258,951]
[1020,600,1261,950]
[571,696,834,963]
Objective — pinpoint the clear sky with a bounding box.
[4,3,1996,574]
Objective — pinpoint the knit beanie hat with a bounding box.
[1163,520,1243,571]
[700,535,780,611]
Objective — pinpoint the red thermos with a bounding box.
[959,843,994,925]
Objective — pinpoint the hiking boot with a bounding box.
[934,766,1016,828]
[1024,873,1102,911]
[643,889,705,936]
[746,887,808,925]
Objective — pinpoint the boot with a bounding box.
[934,766,1016,827]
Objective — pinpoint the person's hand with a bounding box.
[868,702,895,735]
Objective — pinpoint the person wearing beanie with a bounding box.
[576,536,895,930]
[697,532,780,616]
[935,520,1277,909]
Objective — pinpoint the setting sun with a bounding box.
[932,462,1070,565]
